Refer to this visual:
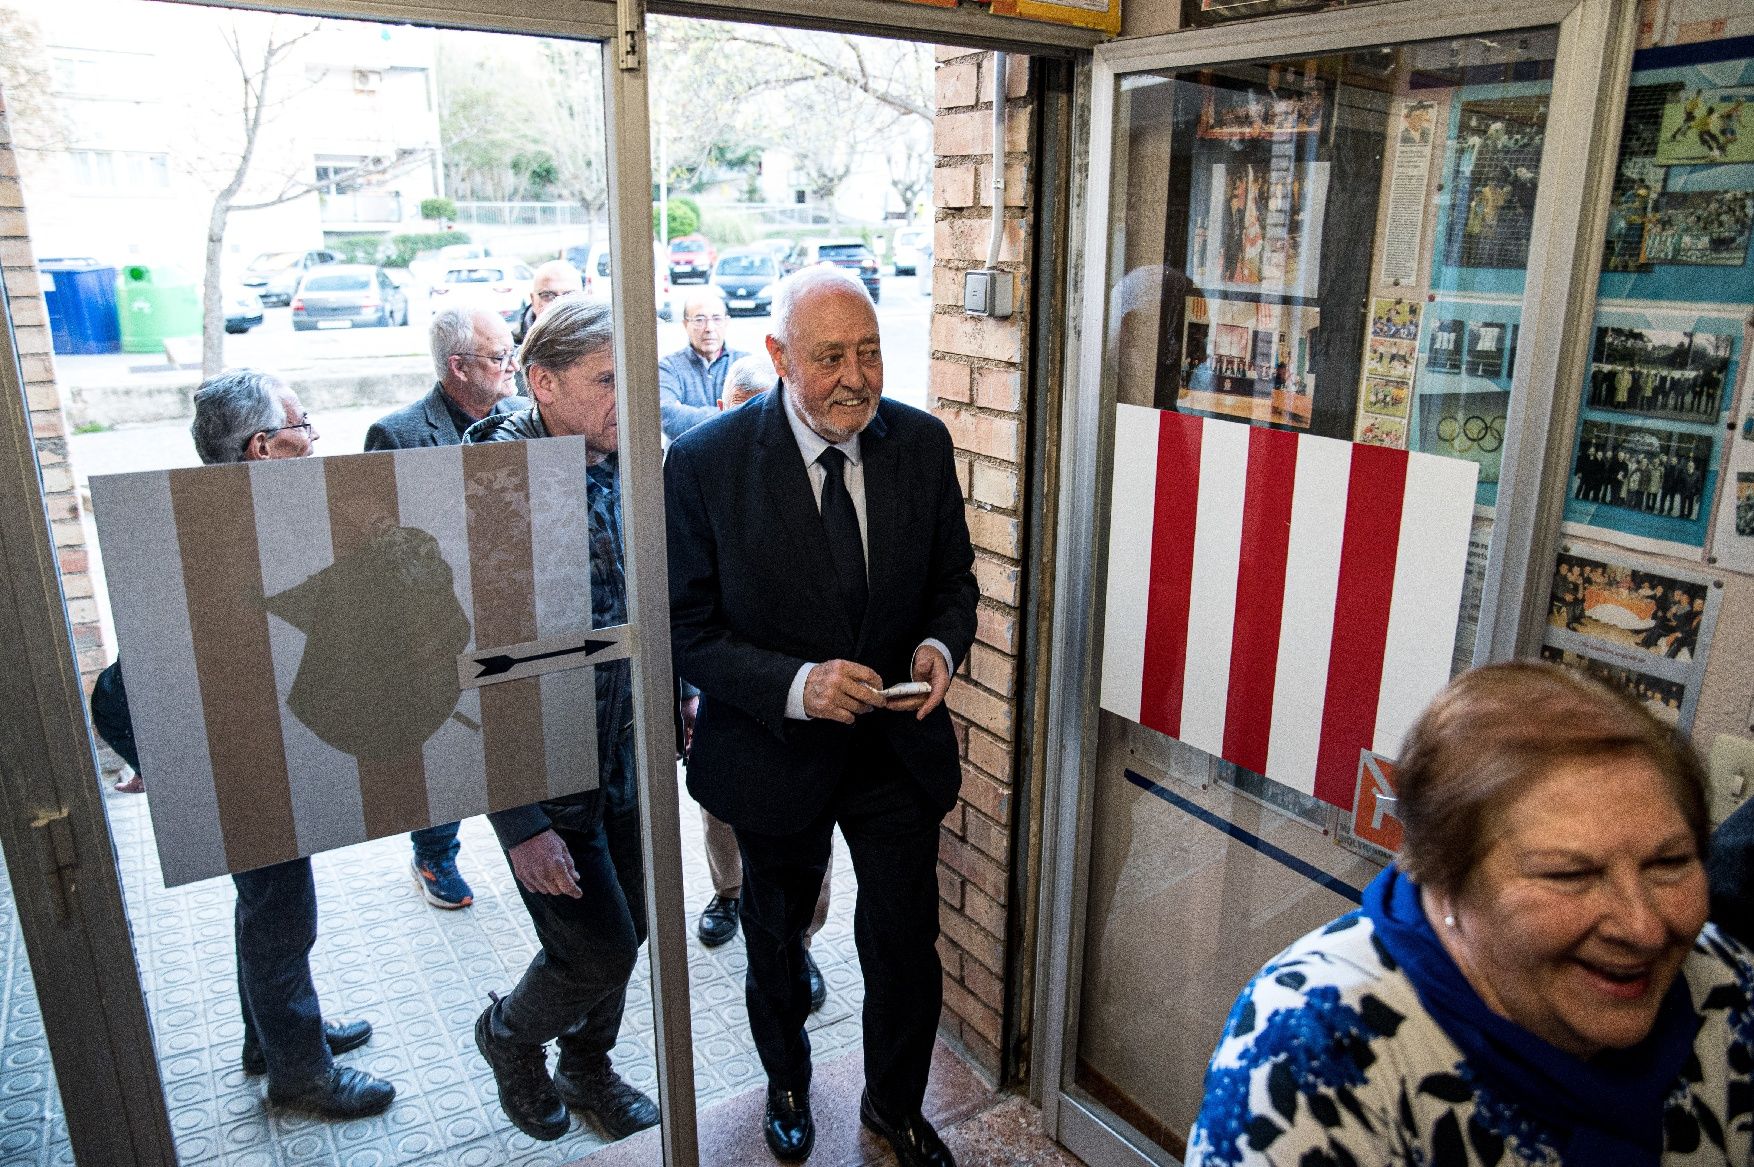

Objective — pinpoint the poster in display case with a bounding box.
[1178,296,1322,428]
[1440,94,1550,271]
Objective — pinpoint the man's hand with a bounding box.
[887,645,951,721]
[679,694,699,757]
[803,659,886,725]
[508,829,582,899]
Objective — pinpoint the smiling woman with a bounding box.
[1185,661,1753,1167]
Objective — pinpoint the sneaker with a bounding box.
[266,1065,395,1119]
[412,855,473,909]
[554,1062,660,1140]
[474,998,569,1141]
[697,893,739,947]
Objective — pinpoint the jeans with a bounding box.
[410,820,461,865]
[489,797,647,1073]
[234,858,330,1085]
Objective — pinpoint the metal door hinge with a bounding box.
[616,0,644,72]
[31,808,77,921]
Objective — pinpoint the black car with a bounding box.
[710,250,779,315]
[783,239,883,303]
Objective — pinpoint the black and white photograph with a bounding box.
[1426,319,1464,373]
[1584,325,1734,422]
[1639,189,1754,266]
[1539,646,1687,726]
[1546,552,1710,662]
[1442,95,1550,270]
[1570,418,1714,520]
[1464,321,1508,378]
[1738,471,1754,537]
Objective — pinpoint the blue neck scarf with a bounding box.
[1361,866,1701,1165]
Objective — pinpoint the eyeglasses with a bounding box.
[247,412,315,451]
[533,289,574,304]
[462,351,518,369]
[686,314,728,328]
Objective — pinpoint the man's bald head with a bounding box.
[531,260,585,320]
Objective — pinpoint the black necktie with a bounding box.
[817,447,867,632]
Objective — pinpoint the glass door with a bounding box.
[1037,1,1631,1161]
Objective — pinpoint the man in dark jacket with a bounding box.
[364,305,525,910]
[462,298,657,1145]
[666,267,978,1166]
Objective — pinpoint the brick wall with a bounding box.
[0,86,107,686]
[930,47,1033,1078]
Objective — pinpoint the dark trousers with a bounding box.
[410,820,461,865]
[234,857,329,1085]
[489,803,646,1073]
[734,757,946,1116]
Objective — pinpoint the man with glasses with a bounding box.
[658,287,747,440]
[515,259,585,343]
[364,306,526,911]
[93,371,394,1119]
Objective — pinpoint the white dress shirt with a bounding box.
[781,397,952,719]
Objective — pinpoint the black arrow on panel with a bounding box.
[474,638,619,679]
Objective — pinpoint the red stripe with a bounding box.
[1313,443,1408,807]
[1222,426,1298,775]
[1139,412,1204,736]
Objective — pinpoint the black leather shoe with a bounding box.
[698,893,740,947]
[266,1065,395,1118]
[474,1000,569,1141]
[554,1063,659,1140]
[860,1091,955,1167]
[242,1018,373,1076]
[764,1085,814,1161]
[803,949,827,1012]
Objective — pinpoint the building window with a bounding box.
[68,149,172,193]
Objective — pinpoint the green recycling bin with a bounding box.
[117,263,201,354]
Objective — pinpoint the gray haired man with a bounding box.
[465,299,659,1145]
[364,305,525,911]
[186,371,393,1118]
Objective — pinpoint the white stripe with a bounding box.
[252,458,366,855]
[89,470,227,886]
[1178,418,1250,756]
[527,436,599,799]
[394,444,488,826]
[1098,405,1160,721]
[1372,451,1480,756]
[1263,435,1353,795]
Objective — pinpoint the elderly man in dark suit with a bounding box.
[666,266,978,1167]
[364,305,524,910]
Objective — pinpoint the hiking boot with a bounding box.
[474,998,568,1141]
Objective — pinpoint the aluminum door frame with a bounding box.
[1030,2,1636,1162]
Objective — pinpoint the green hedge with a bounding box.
[386,230,471,269]
[332,234,388,265]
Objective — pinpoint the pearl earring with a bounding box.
[1443,914,1456,928]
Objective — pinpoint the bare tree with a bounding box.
[885,129,933,222]
[199,14,427,375]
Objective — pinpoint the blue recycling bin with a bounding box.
[39,258,121,355]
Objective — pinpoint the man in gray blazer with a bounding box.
[364,305,525,909]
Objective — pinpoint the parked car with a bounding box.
[241,249,339,307]
[570,241,674,321]
[783,238,883,302]
[890,227,929,276]
[224,286,264,334]
[408,243,497,293]
[290,265,409,330]
[667,234,716,284]
[753,237,793,264]
[710,249,780,316]
[427,262,534,324]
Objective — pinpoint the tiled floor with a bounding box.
[1,769,1079,1167]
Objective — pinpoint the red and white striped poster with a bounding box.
[1100,405,1478,808]
[91,439,618,886]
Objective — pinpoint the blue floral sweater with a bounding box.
[1186,913,1754,1166]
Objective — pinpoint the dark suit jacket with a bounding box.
[363,382,527,451]
[665,389,978,834]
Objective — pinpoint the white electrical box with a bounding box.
[1709,734,1754,823]
[963,269,1014,318]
